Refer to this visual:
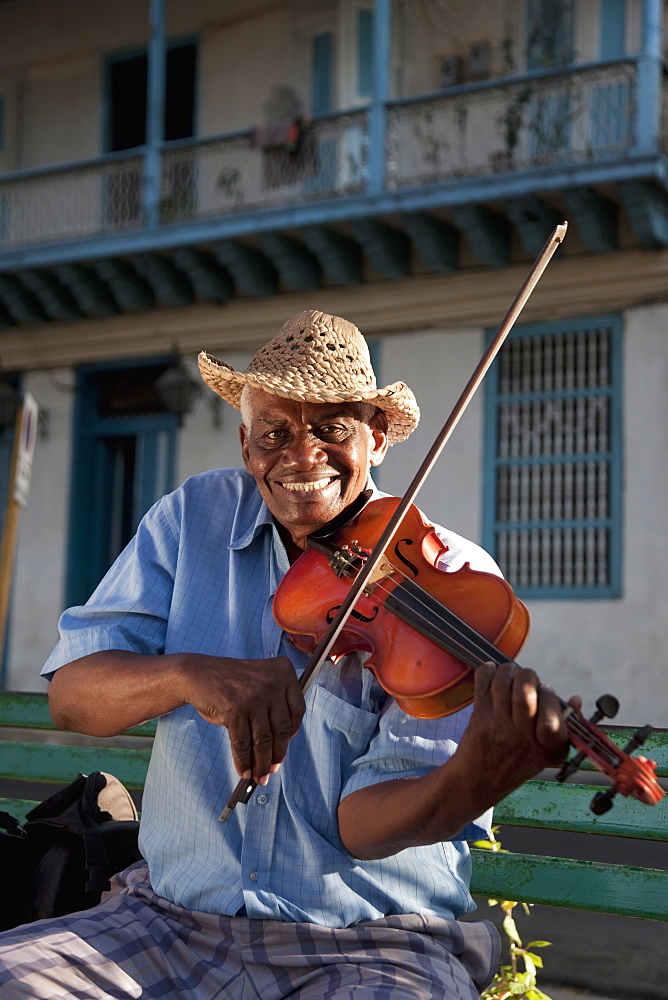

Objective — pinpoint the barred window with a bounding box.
[483,316,622,598]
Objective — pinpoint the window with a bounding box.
[600,0,625,60]
[312,32,334,114]
[105,42,197,152]
[483,316,622,598]
[526,0,574,70]
[357,8,374,98]
[104,41,197,227]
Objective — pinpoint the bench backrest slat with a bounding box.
[1,691,666,923]
[0,740,151,789]
[495,779,668,839]
[470,849,668,920]
[576,727,668,774]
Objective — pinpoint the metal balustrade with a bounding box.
[0,156,144,249]
[159,111,368,225]
[0,60,662,253]
[386,61,639,188]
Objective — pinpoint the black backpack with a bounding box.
[0,771,142,931]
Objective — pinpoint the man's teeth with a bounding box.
[281,478,334,492]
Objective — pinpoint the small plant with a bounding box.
[477,829,553,1000]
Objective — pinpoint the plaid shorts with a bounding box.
[0,862,499,999]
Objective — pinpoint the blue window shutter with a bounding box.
[483,315,623,599]
[312,32,333,114]
[600,0,625,59]
[357,8,374,98]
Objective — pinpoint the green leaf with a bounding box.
[524,952,544,969]
[526,941,552,949]
[522,952,537,977]
[503,914,522,946]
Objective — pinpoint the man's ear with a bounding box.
[369,412,389,467]
[239,423,250,469]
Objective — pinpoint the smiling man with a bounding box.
[0,310,571,1000]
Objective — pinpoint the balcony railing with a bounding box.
[158,110,368,225]
[0,154,145,249]
[0,59,661,254]
[386,60,639,187]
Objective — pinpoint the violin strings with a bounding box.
[334,549,620,765]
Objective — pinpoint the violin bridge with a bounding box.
[365,556,396,590]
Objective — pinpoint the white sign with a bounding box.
[13,392,39,509]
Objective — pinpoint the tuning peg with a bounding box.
[622,725,653,755]
[592,694,619,722]
[590,788,616,815]
[556,694,620,784]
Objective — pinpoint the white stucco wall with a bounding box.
[8,370,74,691]
[176,349,254,480]
[375,327,486,545]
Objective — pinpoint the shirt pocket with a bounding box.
[307,681,380,776]
[287,680,380,838]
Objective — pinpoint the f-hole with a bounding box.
[394,538,418,578]
[326,604,379,624]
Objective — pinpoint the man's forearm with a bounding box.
[48,651,187,736]
[338,664,573,860]
[48,648,306,784]
[337,754,497,860]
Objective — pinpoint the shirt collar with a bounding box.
[228,474,384,551]
[229,491,276,551]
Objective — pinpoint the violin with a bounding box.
[272,496,665,814]
[220,222,664,821]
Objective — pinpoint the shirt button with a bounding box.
[257,794,268,806]
[249,870,259,882]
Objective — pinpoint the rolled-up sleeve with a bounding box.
[42,499,179,678]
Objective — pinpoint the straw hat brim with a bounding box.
[198,351,420,445]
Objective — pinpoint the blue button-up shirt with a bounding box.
[43,468,499,927]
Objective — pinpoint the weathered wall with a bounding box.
[6,298,668,732]
[8,369,74,691]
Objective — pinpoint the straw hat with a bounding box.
[198,309,420,444]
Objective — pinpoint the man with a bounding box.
[0,310,571,999]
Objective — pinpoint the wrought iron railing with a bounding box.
[386,60,639,188]
[158,111,368,225]
[0,154,144,249]
[0,59,661,252]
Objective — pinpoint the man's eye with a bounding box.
[319,425,347,437]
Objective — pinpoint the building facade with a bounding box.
[0,0,667,727]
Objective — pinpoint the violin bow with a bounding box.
[221,222,568,821]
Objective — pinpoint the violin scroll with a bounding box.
[557,701,665,813]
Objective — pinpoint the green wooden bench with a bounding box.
[1,691,666,922]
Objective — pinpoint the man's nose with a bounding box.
[282,432,328,467]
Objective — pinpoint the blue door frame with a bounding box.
[66,360,178,608]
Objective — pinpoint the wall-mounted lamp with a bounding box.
[155,361,200,423]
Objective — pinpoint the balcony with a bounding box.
[0,57,667,326]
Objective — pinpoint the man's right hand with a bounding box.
[177,653,305,784]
